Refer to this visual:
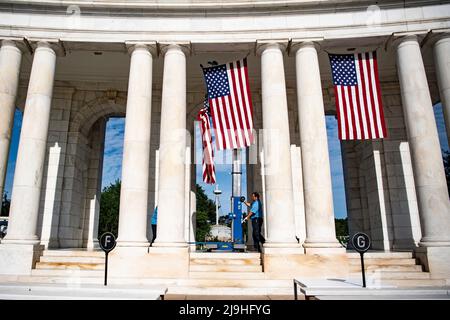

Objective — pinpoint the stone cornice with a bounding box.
[0,0,444,13]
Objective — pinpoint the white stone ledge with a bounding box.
[0,0,438,11]
[0,4,448,45]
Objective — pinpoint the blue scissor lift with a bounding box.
[192,149,246,252]
[195,196,246,252]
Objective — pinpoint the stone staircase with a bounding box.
[347,251,447,287]
[31,249,105,281]
[1,249,447,296]
[167,252,292,296]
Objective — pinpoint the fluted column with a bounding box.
[396,35,450,246]
[293,42,342,253]
[2,42,56,244]
[0,40,22,199]
[257,42,301,252]
[434,34,450,149]
[116,43,155,247]
[153,43,188,248]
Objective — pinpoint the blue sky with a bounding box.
[3,103,449,220]
[101,117,125,189]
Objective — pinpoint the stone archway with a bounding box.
[57,92,126,248]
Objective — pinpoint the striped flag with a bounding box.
[329,51,387,140]
[202,58,254,150]
[197,100,216,184]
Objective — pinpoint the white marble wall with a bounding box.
[341,83,424,250]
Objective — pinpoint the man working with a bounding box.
[242,192,265,253]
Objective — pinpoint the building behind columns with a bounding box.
[0,0,450,288]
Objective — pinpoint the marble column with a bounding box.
[396,35,450,246]
[434,34,450,148]
[257,42,301,253]
[117,43,156,247]
[153,44,188,248]
[293,42,342,253]
[2,42,56,244]
[0,40,22,199]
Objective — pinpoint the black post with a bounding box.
[360,252,366,288]
[293,280,298,300]
[104,252,109,286]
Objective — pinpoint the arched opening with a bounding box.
[97,117,124,239]
[193,120,248,249]
[42,94,127,249]
[325,114,349,246]
[0,108,23,239]
[433,102,450,197]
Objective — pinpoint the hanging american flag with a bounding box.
[197,100,216,184]
[329,51,387,140]
[202,58,254,150]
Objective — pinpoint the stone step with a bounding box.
[31,269,104,277]
[35,262,104,271]
[369,279,447,287]
[190,258,261,266]
[39,256,105,264]
[350,271,431,280]
[42,250,104,258]
[350,265,423,272]
[0,284,165,300]
[178,279,291,288]
[189,264,262,272]
[347,251,413,259]
[167,286,293,296]
[189,271,266,280]
[348,258,416,266]
[190,252,261,259]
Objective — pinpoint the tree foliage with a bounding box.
[195,184,216,241]
[1,192,10,217]
[335,218,349,237]
[98,180,121,237]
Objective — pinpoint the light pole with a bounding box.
[213,184,222,226]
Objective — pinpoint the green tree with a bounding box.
[1,192,10,217]
[195,184,216,241]
[98,180,121,237]
[335,217,349,247]
[335,218,349,237]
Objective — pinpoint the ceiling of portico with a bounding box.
[17,35,438,99]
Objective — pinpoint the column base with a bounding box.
[262,242,304,254]
[152,241,188,249]
[0,243,44,275]
[116,240,150,247]
[415,246,450,279]
[303,241,344,255]
[262,249,349,279]
[109,246,189,279]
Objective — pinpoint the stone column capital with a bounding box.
[26,38,66,57]
[385,32,428,51]
[158,42,191,56]
[432,31,450,46]
[289,40,322,56]
[125,41,158,57]
[255,40,289,56]
[0,37,30,54]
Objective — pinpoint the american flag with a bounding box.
[202,58,254,150]
[197,100,216,184]
[329,51,387,140]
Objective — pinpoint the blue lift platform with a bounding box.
[191,196,247,252]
